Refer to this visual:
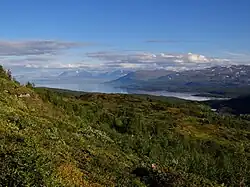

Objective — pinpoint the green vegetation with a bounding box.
[0,65,250,186]
[205,95,250,115]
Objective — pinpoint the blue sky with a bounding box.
[0,0,250,73]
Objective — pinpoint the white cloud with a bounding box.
[160,53,176,58]
[224,51,250,57]
[223,51,250,64]
[174,59,184,63]
[145,40,206,43]
[2,49,234,73]
[187,53,209,63]
[0,40,89,56]
[1,39,246,76]
[0,39,96,71]
[9,51,230,72]
[85,51,232,71]
[120,63,143,69]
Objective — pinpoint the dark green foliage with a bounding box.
[0,138,54,187]
[26,81,35,88]
[6,69,12,80]
[205,95,250,115]
[132,166,185,187]
[0,69,250,186]
[0,65,10,80]
[34,89,249,186]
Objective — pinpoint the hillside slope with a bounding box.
[205,95,250,115]
[0,66,250,186]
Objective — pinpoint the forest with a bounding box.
[0,65,249,186]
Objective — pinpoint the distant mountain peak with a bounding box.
[107,65,250,96]
[56,69,132,81]
[58,69,92,78]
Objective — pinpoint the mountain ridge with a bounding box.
[58,69,132,80]
[108,65,250,97]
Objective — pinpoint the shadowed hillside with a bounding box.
[205,95,250,115]
[0,65,250,186]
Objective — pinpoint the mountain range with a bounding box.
[107,65,250,97]
[58,69,131,80]
[14,69,132,85]
[12,65,250,97]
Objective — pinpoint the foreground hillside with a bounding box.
[0,66,250,186]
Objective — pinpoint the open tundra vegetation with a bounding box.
[0,65,250,186]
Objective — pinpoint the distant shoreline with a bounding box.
[36,84,229,101]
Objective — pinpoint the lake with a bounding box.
[35,81,228,101]
[128,90,229,101]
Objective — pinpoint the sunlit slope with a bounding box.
[0,66,249,186]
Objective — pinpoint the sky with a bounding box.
[0,0,250,75]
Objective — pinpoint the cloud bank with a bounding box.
[0,39,91,69]
[0,40,87,56]
[84,51,232,71]
[145,40,206,43]
[0,39,248,74]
